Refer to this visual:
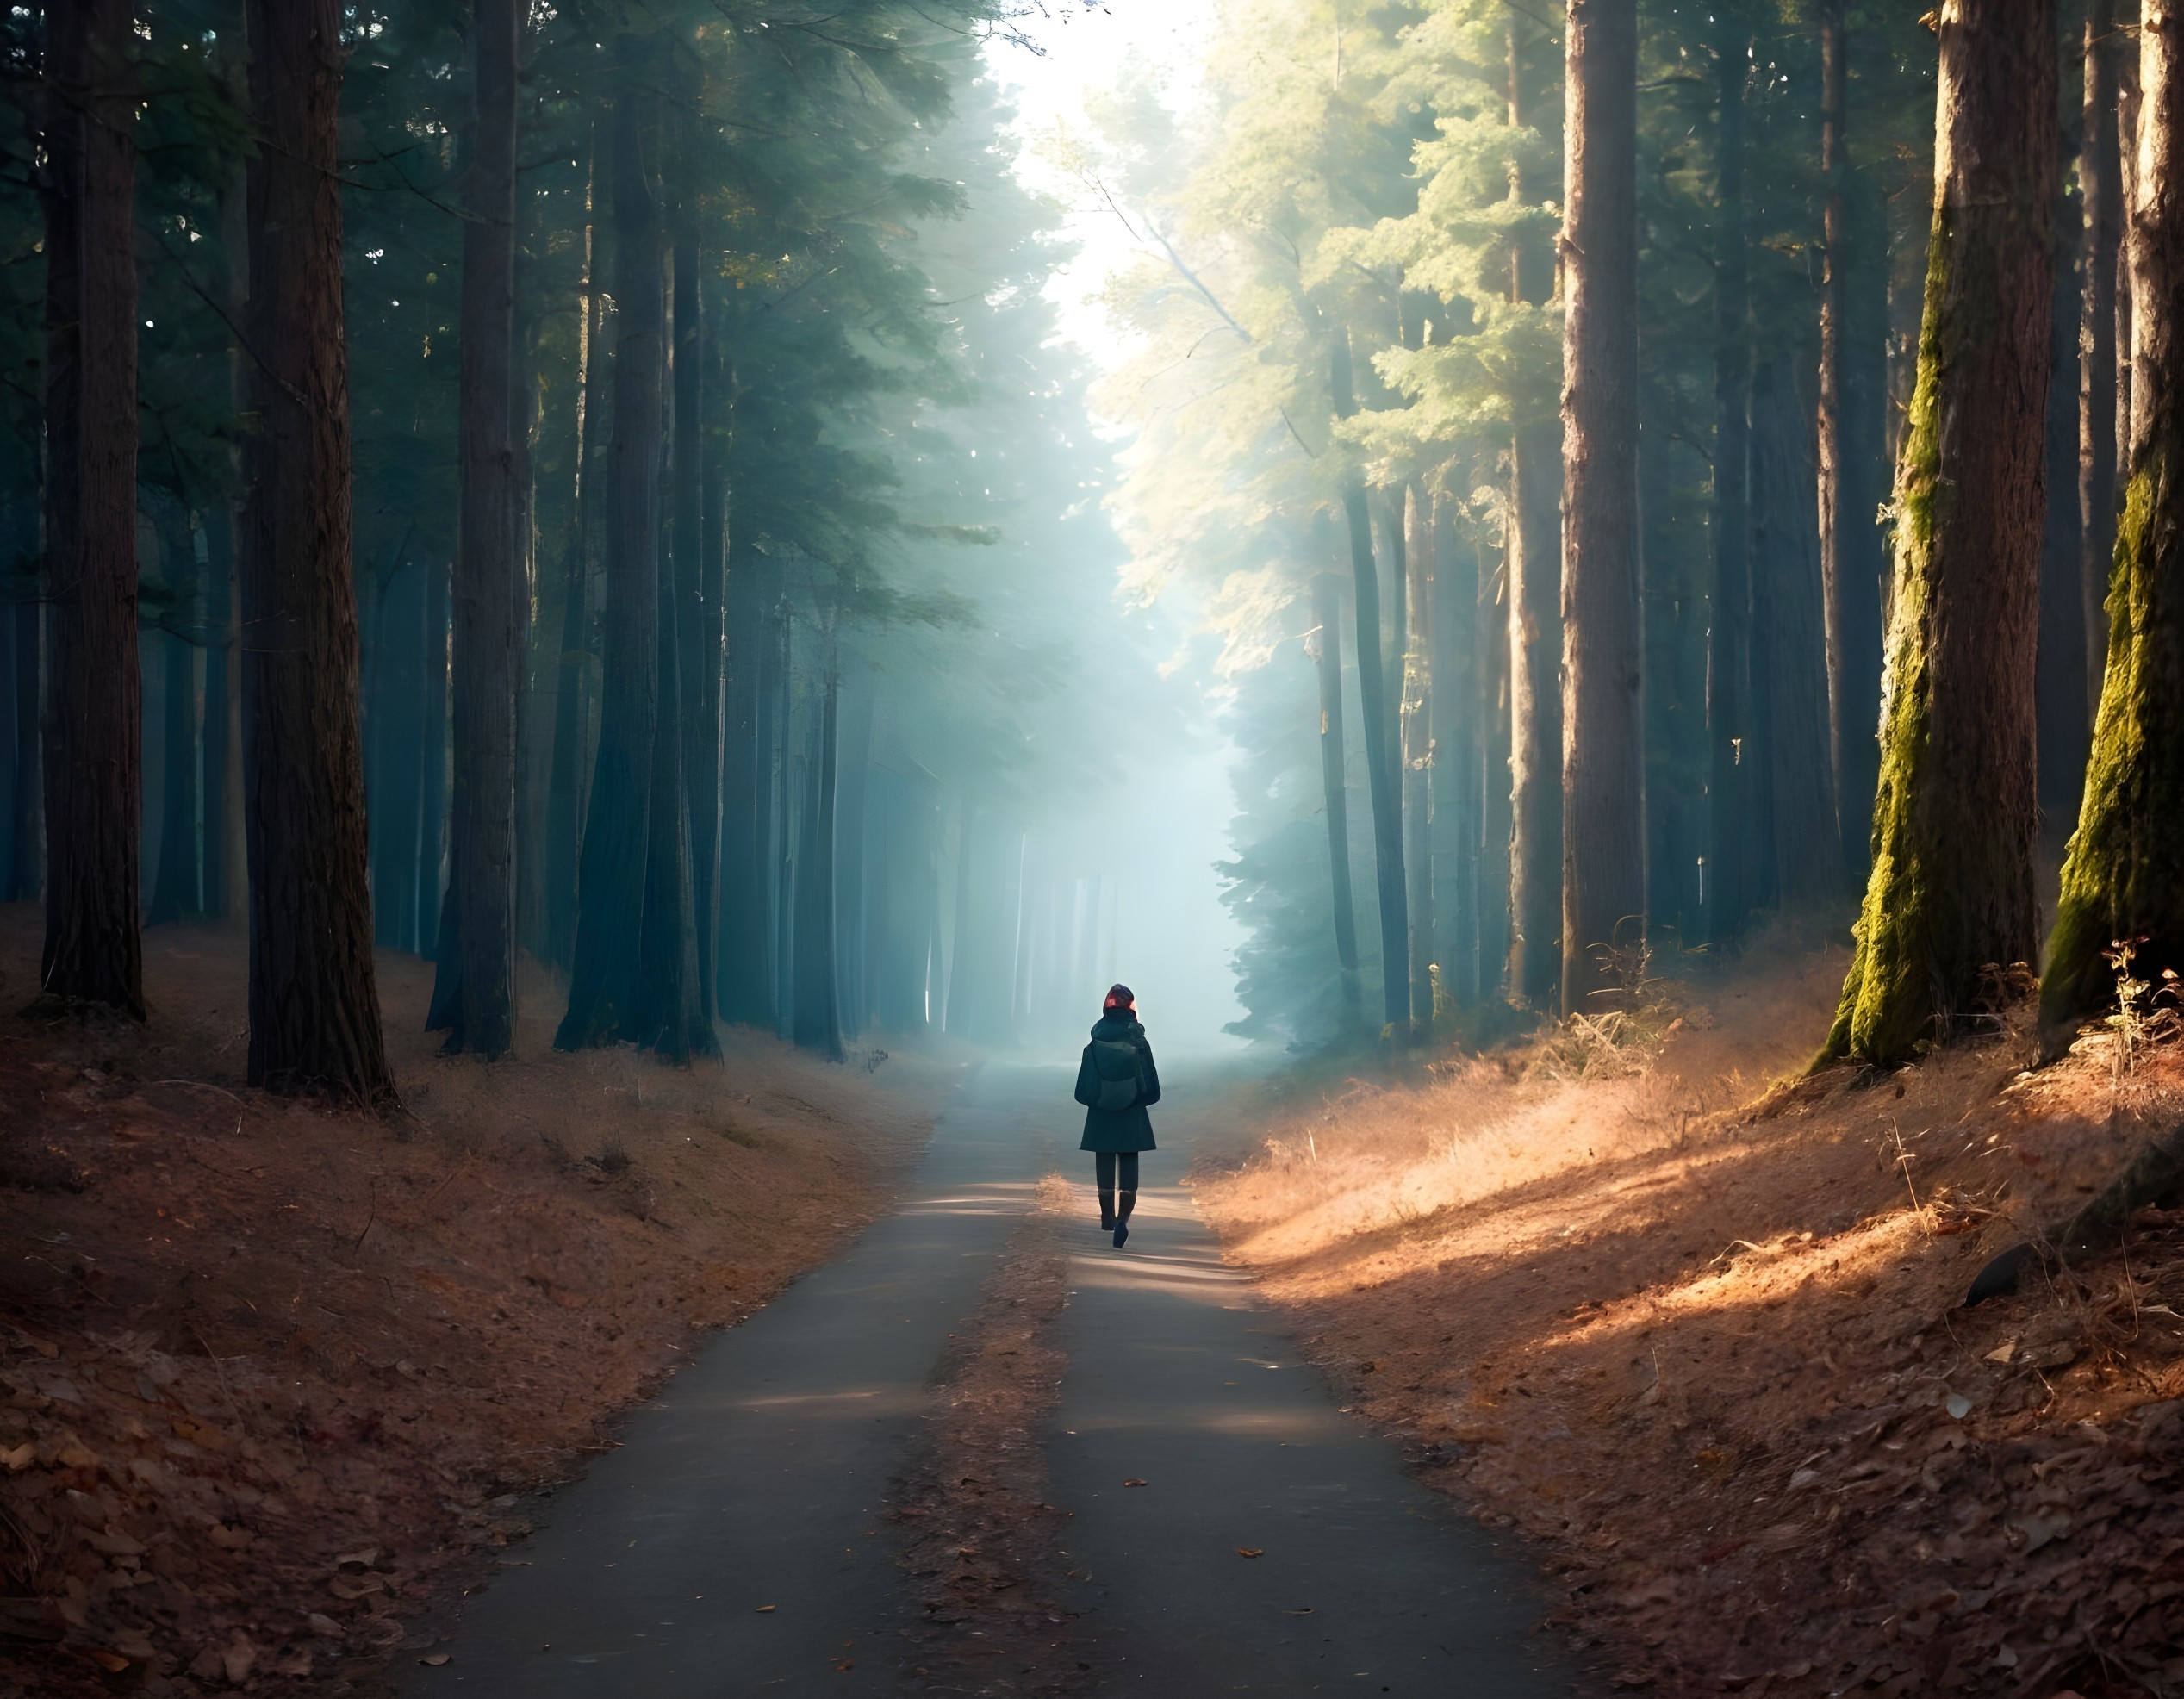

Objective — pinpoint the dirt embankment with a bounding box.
[1198,931,2184,1699]
[0,905,953,1698]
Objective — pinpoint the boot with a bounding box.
[1112,1189,1136,1248]
[1098,1187,1116,1232]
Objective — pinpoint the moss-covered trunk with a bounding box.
[1821,0,2056,1067]
[2041,0,2184,1053]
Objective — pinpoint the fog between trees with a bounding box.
[7,0,2183,1089]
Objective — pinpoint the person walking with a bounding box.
[1073,983,1160,1248]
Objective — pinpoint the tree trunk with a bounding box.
[557,42,664,1053]
[1402,483,1435,1028]
[40,0,143,1014]
[792,655,844,1059]
[671,100,721,1035]
[1428,490,1478,1005]
[1708,10,1752,948]
[1309,572,1362,1012]
[1816,0,1885,888]
[239,0,395,1101]
[6,601,40,903]
[1508,417,1562,1002]
[1331,331,1410,1030]
[1752,360,1840,909]
[2041,0,2184,1049]
[1560,0,1646,1014]
[544,128,609,971]
[432,0,521,1058]
[145,621,200,926]
[2081,0,2124,731]
[718,538,773,1025]
[1824,0,2056,1067]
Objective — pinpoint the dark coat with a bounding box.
[1076,1016,1160,1152]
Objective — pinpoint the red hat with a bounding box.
[1103,983,1136,1013]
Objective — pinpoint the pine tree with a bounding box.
[1823,0,2057,1067]
[2042,0,2184,1051]
[1559,0,1645,1014]
[37,0,143,1016]
[239,0,395,1103]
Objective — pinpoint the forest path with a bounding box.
[397,1064,1590,1696]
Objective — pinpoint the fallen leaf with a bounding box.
[222,1634,258,1684]
[78,1650,129,1674]
[1984,1339,2018,1364]
[334,1547,380,1568]
[1121,1478,1148,1488]
[1236,1547,1264,1559]
[1285,1606,1313,1615]
[0,1443,33,1472]
[307,1613,343,1638]
[206,1523,252,1550]
[419,1652,451,1667]
[754,1604,775,1613]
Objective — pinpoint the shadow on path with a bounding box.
[399,1064,1596,1696]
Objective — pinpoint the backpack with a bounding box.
[1075,1036,1145,1112]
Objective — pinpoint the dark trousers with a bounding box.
[1094,1151,1139,1191]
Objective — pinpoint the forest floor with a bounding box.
[1197,924,2184,1699]
[0,903,955,1698]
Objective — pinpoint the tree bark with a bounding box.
[1823,0,2056,1067]
[1816,0,1885,889]
[1752,359,1841,909]
[1505,22,1561,1005]
[39,0,143,1015]
[1402,483,1435,1028]
[6,601,40,903]
[1309,571,1362,1012]
[2041,0,2184,1049]
[1708,9,1752,948]
[1560,0,1646,1014]
[557,41,664,1053]
[432,0,521,1058]
[1428,491,1479,1005]
[239,0,395,1102]
[791,652,844,1059]
[544,125,607,972]
[1331,331,1410,1031]
[2082,0,2125,730]
[671,96,720,1035]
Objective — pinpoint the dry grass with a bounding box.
[1198,927,2184,1698]
[0,904,953,1696]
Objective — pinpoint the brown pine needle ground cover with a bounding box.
[1195,930,2184,1699]
[0,903,952,1698]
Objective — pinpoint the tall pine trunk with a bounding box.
[1331,331,1410,1031]
[1823,0,2056,1067]
[433,0,521,1058]
[2081,0,2125,730]
[544,128,608,971]
[1752,360,1841,909]
[239,0,394,1102]
[1708,11,1752,947]
[2042,0,2184,1048]
[1506,22,1560,1005]
[1310,571,1362,1013]
[40,0,143,1014]
[557,43,664,1053]
[1429,492,1479,1005]
[1401,483,1435,1028]
[671,100,720,1034]
[1560,0,1645,1014]
[1816,0,1884,887]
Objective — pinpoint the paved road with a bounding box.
[401,1065,1592,1697]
